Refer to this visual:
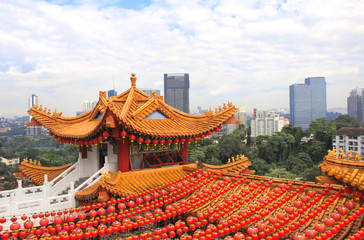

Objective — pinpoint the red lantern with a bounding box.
[193,136,199,142]
[337,206,349,215]
[54,216,63,225]
[323,216,335,227]
[167,139,173,145]
[102,132,110,139]
[345,200,356,210]
[40,217,49,226]
[144,138,151,145]
[173,138,180,144]
[152,139,159,145]
[24,219,34,229]
[120,130,127,138]
[129,135,136,142]
[294,233,306,240]
[305,228,317,238]
[78,212,86,220]
[180,138,186,144]
[314,222,326,233]
[137,137,144,144]
[187,138,192,143]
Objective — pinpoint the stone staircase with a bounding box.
[58,177,89,196]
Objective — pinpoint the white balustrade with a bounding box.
[0,156,111,228]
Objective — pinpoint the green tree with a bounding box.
[249,157,270,175]
[188,149,205,163]
[306,118,336,150]
[201,144,220,162]
[330,115,359,130]
[281,124,303,154]
[217,134,244,163]
[265,167,296,179]
[301,165,322,182]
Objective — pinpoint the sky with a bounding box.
[1,0,363,118]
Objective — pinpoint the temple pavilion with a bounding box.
[1,74,364,240]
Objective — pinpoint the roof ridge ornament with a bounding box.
[131,73,137,87]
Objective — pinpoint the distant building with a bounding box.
[332,128,364,159]
[140,88,161,97]
[28,94,38,109]
[77,100,98,116]
[0,157,20,167]
[27,94,47,137]
[251,109,289,137]
[164,73,189,113]
[234,105,247,128]
[289,77,327,130]
[347,88,364,123]
[107,89,118,98]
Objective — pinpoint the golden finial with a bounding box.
[227,102,232,107]
[43,107,47,113]
[215,108,218,113]
[130,73,137,87]
[223,103,227,109]
[219,106,222,111]
[29,159,33,164]
[232,157,235,162]
[38,161,41,166]
[354,152,362,161]
[47,108,51,114]
[39,105,43,111]
[347,150,353,160]
[227,158,231,163]
[23,158,28,163]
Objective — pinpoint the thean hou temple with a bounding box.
[1,74,364,240]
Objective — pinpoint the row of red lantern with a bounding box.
[0,169,207,227]
[310,205,364,240]
[261,187,340,240]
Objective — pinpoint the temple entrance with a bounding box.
[99,143,108,169]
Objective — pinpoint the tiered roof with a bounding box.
[76,155,252,202]
[26,74,237,142]
[319,148,364,191]
[16,159,73,185]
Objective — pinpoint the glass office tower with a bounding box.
[289,77,327,130]
[164,73,190,113]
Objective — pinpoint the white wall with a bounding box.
[107,142,118,172]
[79,146,99,178]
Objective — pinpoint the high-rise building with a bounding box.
[289,77,327,130]
[107,89,118,98]
[234,105,247,128]
[29,94,38,108]
[164,73,189,113]
[140,88,161,97]
[347,88,364,123]
[251,109,289,137]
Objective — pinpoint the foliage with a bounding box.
[217,134,245,163]
[264,167,296,179]
[249,157,270,175]
[306,118,336,150]
[330,115,359,130]
[301,166,323,182]
[188,149,205,163]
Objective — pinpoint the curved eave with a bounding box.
[124,106,238,138]
[28,102,107,139]
[19,161,73,185]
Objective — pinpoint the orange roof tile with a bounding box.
[320,148,364,190]
[28,74,237,139]
[18,159,73,185]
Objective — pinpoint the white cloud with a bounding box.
[0,0,364,117]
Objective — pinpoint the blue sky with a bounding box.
[0,0,363,117]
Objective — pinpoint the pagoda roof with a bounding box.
[27,74,237,139]
[17,159,73,185]
[75,155,252,201]
[319,148,364,191]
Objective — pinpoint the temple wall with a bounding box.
[107,142,118,172]
[79,146,99,178]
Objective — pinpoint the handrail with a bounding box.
[49,161,79,186]
[74,165,106,192]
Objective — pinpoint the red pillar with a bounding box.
[80,145,87,159]
[117,139,130,172]
[180,143,188,165]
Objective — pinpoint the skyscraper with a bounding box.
[29,94,38,108]
[107,89,117,98]
[289,77,327,130]
[164,73,190,113]
[347,88,364,123]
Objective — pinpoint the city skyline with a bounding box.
[1,0,363,117]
